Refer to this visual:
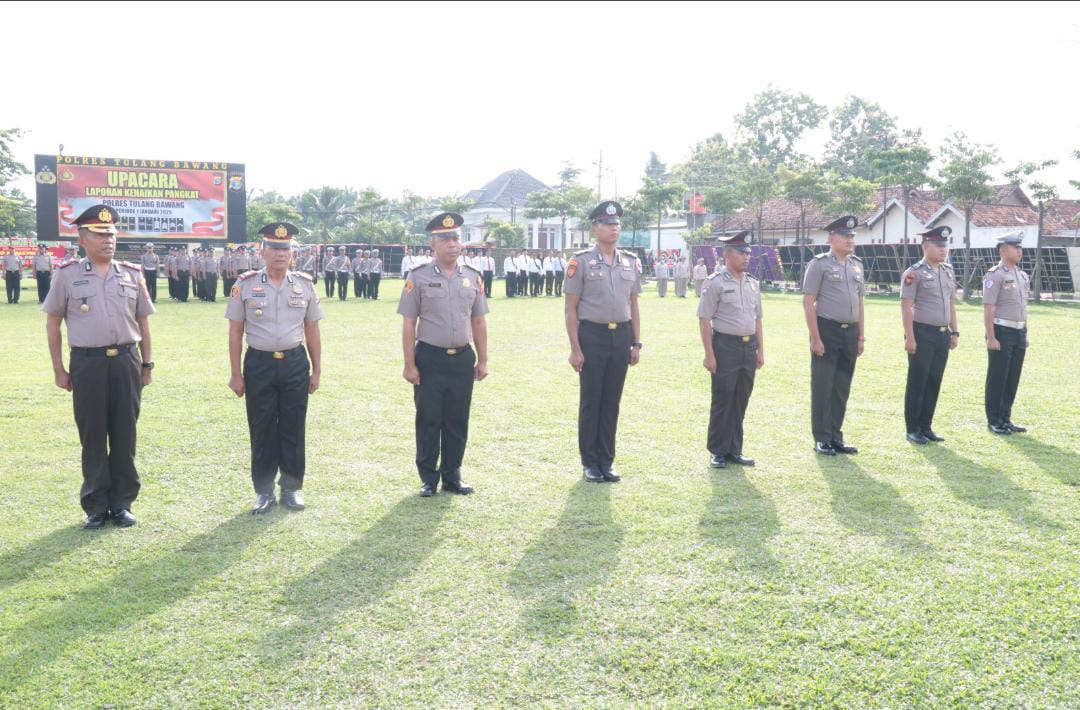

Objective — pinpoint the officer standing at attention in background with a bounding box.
[335,246,351,301]
[983,231,1031,435]
[42,205,155,529]
[175,246,191,302]
[34,243,54,303]
[900,226,958,444]
[140,243,160,303]
[227,222,323,513]
[368,248,383,299]
[564,200,642,483]
[323,247,337,299]
[692,257,708,297]
[398,212,489,497]
[803,215,865,456]
[654,251,671,298]
[503,249,518,297]
[204,247,219,302]
[4,247,22,304]
[698,230,763,468]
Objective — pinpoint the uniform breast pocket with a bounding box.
[586,270,605,280]
[68,286,96,316]
[720,289,739,303]
[826,272,843,282]
[287,298,307,308]
[423,286,447,299]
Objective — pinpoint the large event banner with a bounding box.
[35,155,246,243]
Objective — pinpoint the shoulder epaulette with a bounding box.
[237,270,259,281]
[941,262,953,270]
[617,249,638,259]
[707,271,722,280]
[987,264,1000,273]
[850,254,863,263]
[120,260,143,271]
[57,259,79,269]
[573,248,592,256]
[295,271,313,281]
[462,263,482,276]
[747,272,759,281]
[813,252,828,259]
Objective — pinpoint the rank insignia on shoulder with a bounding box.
[566,258,579,278]
[904,273,915,285]
[405,280,415,292]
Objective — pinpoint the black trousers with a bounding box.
[505,273,516,297]
[354,274,362,298]
[545,272,555,295]
[176,270,190,301]
[370,273,381,299]
[905,323,951,432]
[578,321,632,468]
[554,272,564,296]
[204,274,217,302]
[168,275,175,299]
[483,270,493,298]
[985,324,1027,426]
[707,333,757,456]
[143,270,157,302]
[413,342,475,487]
[811,317,859,443]
[5,271,20,303]
[531,272,542,296]
[324,271,335,298]
[337,272,349,300]
[243,346,310,494]
[223,276,234,299]
[70,346,142,515]
[516,271,527,297]
[36,271,51,303]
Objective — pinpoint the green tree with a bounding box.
[0,128,33,237]
[702,183,745,238]
[673,133,739,189]
[558,161,582,189]
[779,165,830,245]
[737,160,779,244]
[553,185,594,251]
[440,197,472,214]
[645,152,668,182]
[822,96,900,179]
[824,173,875,217]
[935,131,1000,299]
[734,86,827,168]
[620,192,653,248]
[246,191,302,241]
[640,177,686,254]
[1005,159,1059,300]
[524,189,560,247]
[867,137,933,251]
[483,217,526,248]
[297,186,358,243]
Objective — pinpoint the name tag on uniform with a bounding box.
[426,282,442,288]
[923,273,935,281]
[73,279,88,286]
[288,298,306,307]
[252,286,265,294]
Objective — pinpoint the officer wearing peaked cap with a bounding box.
[983,231,1030,435]
[698,230,763,468]
[398,212,489,497]
[900,226,958,444]
[803,215,865,456]
[227,222,324,514]
[42,204,156,529]
[564,200,642,483]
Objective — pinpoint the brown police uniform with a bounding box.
[4,252,21,304]
[34,251,54,303]
[982,234,1030,430]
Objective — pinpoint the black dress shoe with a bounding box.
[709,454,726,468]
[725,453,755,466]
[988,423,1012,435]
[419,483,437,497]
[583,466,604,482]
[906,431,929,445]
[82,512,108,530]
[831,440,858,454]
[280,490,305,510]
[814,441,836,456]
[112,509,137,527]
[922,430,945,442]
[1005,422,1027,433]
[251,493,277,514]
[442,481,474,495]
[601,466,620,482]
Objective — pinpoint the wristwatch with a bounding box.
[951,331,960,337]
[141,361,155,370]
[631,342,643,349]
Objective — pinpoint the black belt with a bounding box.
[417,341,471,356]
[713,332,755,344]
[71,344,137,357]
[581,320,630,331]
[818,317,858,329]
[247,345,305,360]
[914,322,951,333]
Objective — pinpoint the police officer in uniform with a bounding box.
[564,200,642,483]
[322,248,336,298]
[503,250,518,297]
[165,248,176,300]
[141,243,160,302]
[698,231,763,468]
[226,222,323,513]
[369,248,383,299]
[4,247,22,304]
[398,212,489,497]
[34,244,54,303]
[353,249,365,298]
[42,205,155,529]
[204,247,219,302]
[335,246,351,300]
[900,226,958,444]
[654,252,671,298]
[983,231,1030,435]
[803,215,865,456]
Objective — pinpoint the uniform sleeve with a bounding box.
[899,268,918,300]
[41,271,67,316]
[696,279,719,319]
[397,274,421,318]
[135,274,156,317]
[802,259,823,296]
[982,272,999,305]
[471,283,490,317]
[633,261,643,295]
[755,290,763,320]
[225,284,246,321]
[305,283,324,321]
[563,257,583,295]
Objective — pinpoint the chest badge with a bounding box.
[462,278,470,288]
[255,309,263,317]
[80,303,90,313]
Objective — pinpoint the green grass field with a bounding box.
[1,278,1077,707]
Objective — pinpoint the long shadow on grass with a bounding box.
[0,524,113,592]
[253,494,450,671]
[507,481,622,640]
[0,512,281,690]
[698,468,779,575]
[817,456,929,552]
[1000,436,1079,488]
[916,446,1060,530]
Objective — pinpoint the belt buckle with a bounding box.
[939,326,948,332]
[741,335,750,343]
[446,348,458,355]
[105,348,119,357]
[840,323,849,329]
[272,351,285,360]
[607,322,617,330]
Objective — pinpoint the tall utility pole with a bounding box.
[595,150,603,199]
